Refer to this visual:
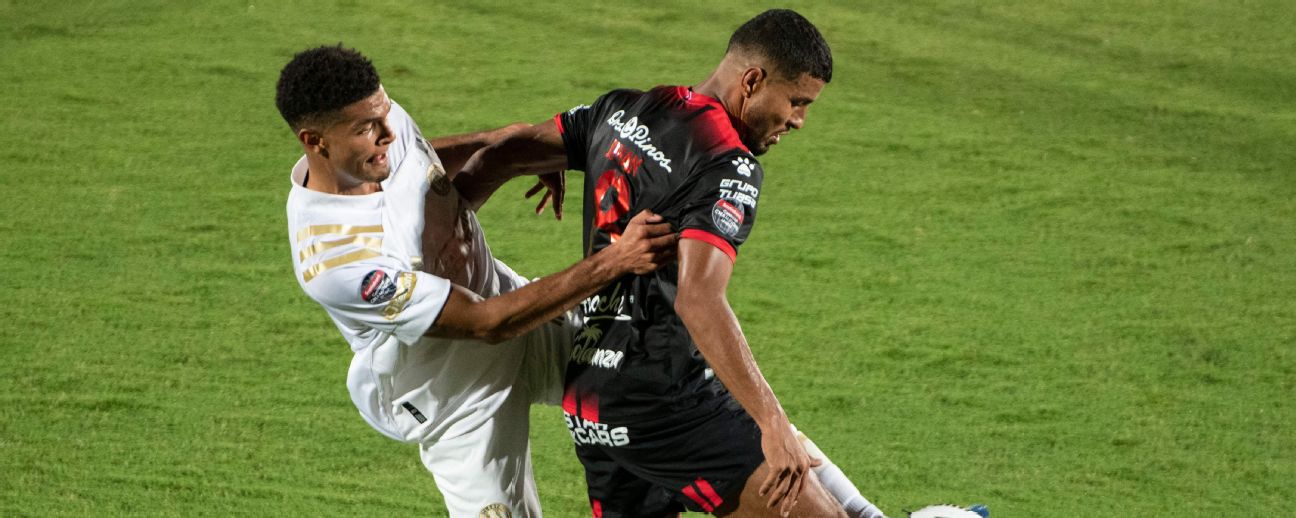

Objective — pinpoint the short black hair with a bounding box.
[726,9,832,83]
[275,44,381,129]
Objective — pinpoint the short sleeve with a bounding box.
[555,103,597,172]
[675,152,764,261]
[305,257,453,344]
[555,90,635,172]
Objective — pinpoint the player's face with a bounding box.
[740,72,825,156]
[319,86,395,183]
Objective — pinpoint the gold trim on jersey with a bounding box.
[383,272,417,320]
[295,223,383,243]
[298,235,384,263]
[302,248,381,283]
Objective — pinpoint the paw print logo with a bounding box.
[731,156,753,177]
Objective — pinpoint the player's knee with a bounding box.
[792,472,849,518]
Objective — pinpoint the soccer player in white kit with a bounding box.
[276,45,676,518]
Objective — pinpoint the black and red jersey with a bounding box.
[556,85,764,426]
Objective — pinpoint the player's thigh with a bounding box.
[715,461,846,518]
[580,444,681,518]
[419,395,541,517]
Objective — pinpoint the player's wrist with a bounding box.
[585,246,622,282]
[754,410,791,435]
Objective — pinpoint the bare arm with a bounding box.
[674,238,817,514]
[428,123,528,181]
[453,119,568,211]
[429,210,674,344]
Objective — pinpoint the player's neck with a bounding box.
[694,72,749,139]
[695,58,748,123]
[303,156,381,196]
[693,77,734,117]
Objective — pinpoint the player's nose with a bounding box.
[377,121,396,146]
[788,110,806,130]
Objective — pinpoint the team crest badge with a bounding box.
[359,270,397,304]
[478,503,512,518]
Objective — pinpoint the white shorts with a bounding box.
[417,309,577,517]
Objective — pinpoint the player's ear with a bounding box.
[740,67,766,98]
[298,128,328,157]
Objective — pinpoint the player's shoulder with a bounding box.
[668,88,751,164]
[290,209,387,284]
[387,98,413,125]
[385,98,423,149]
[602,87,648,103]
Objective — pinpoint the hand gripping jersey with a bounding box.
[556,86,765,429]
[286,101,531,446]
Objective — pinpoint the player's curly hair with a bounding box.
[727,9,833,83]
[275,44,381,129]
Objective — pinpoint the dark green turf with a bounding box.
[2,1,1292,515]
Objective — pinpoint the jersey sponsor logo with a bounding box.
[575,284,632,352]
[564,414,631,447]
[359,270,397,304]
[570,342,625,370]
[731,156,754,177]
[478,503,512,518]
[718,178,759,209]
[567,104,590,115]
[711,199,743,236]
[581,280,631,318]
[605,109,673,173]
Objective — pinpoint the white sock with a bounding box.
[795,427,887,518]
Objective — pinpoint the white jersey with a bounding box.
[286,101,530,445]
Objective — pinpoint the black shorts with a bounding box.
[568,401,765,517]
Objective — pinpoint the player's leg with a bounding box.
[419,392,542,518]
[794,426,886,518]
[714,461,845,518]
[578,443,681,518]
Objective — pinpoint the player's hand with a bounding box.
[609,210,677,275]
[758,422,823,516]
[524,172,565,220]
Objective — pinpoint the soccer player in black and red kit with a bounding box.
[458,9,883,518]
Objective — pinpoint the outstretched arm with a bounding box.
[452,119,567,211]
[674,238,818,515]
[430,210,674,344]
[428,123,528,181]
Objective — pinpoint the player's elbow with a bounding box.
[430,293,521,344]
[477,326,520,345]
[466,306,525,345]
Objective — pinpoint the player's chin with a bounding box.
[363,164,391,182]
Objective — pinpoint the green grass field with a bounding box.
[2,1,1293,515]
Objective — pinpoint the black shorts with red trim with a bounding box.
[570,401,765,517]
